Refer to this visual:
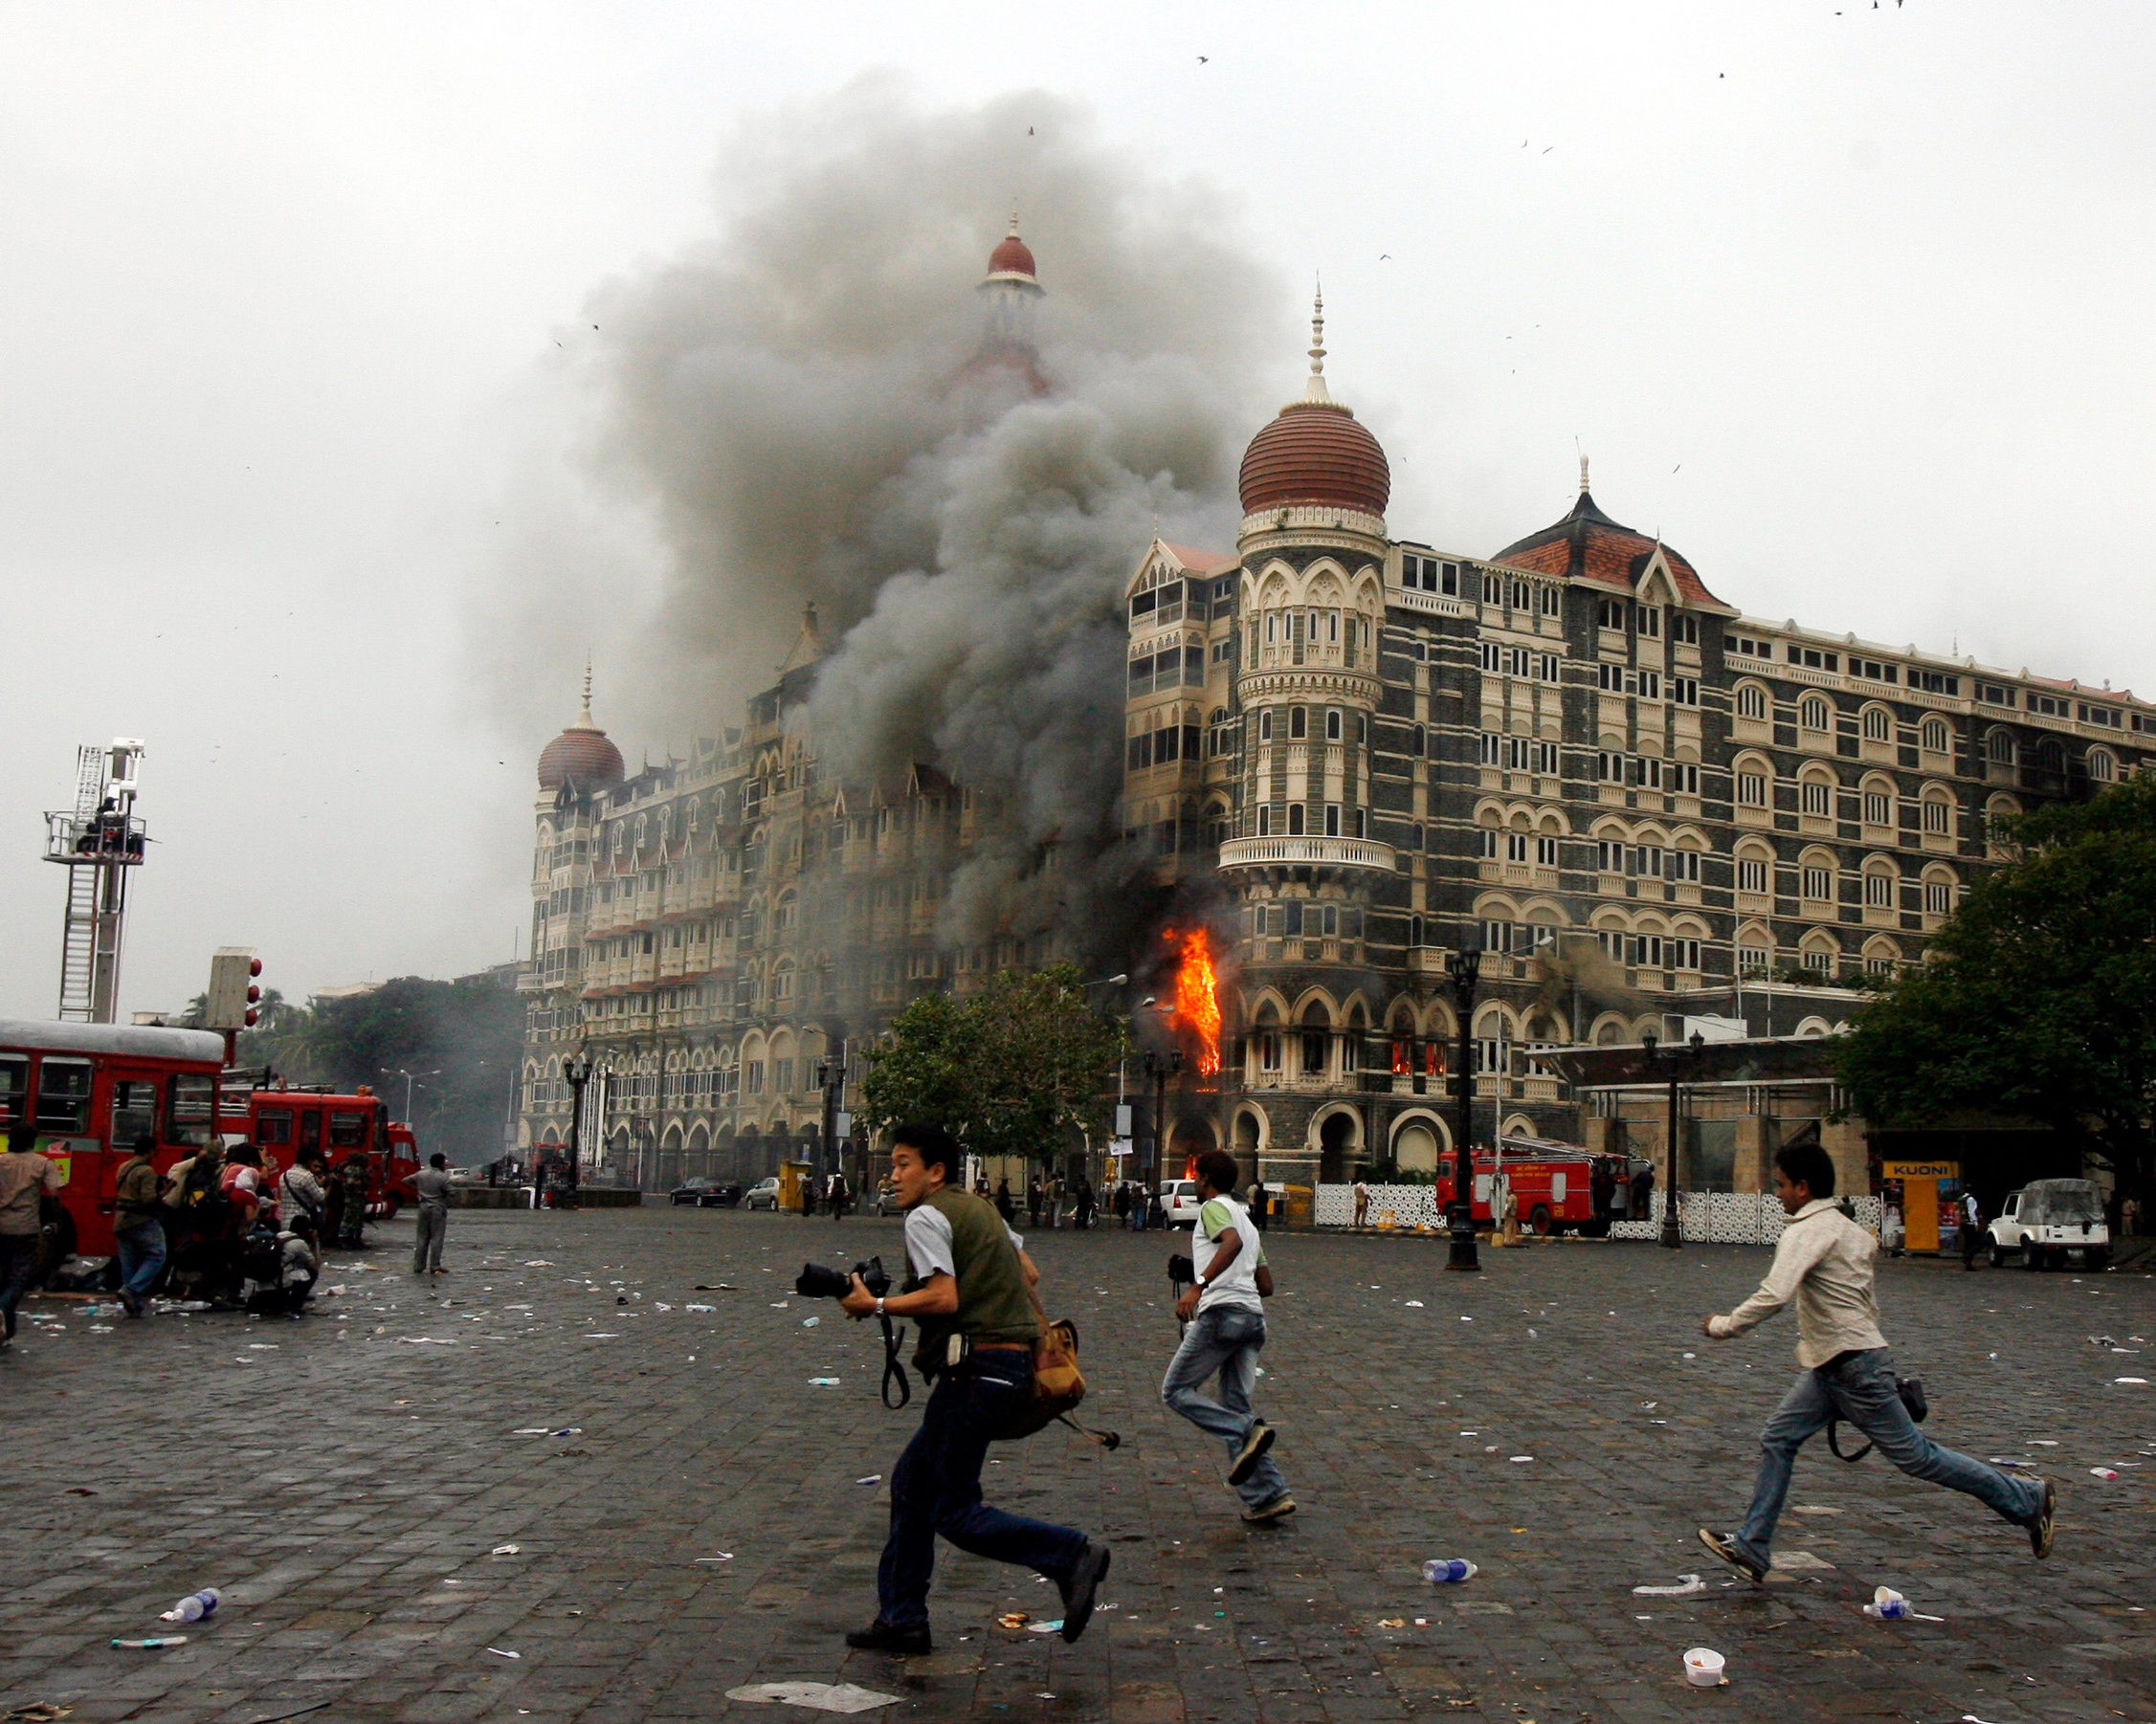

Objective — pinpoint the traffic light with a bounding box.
[205,947,263,1030]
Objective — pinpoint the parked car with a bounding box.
[744,1177,783,1211]
[668,1178,734,1208]
[1159,1179,1203,1227]
[448,1165,485,1184]
[1988,1178,2110,1271]
[872,1180,901,1216]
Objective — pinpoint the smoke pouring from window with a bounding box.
[477,78,1278,957]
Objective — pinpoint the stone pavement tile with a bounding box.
[2,1212,2150,1721]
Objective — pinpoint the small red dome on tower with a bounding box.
[989,232,1036,278]
[537,670,625,794]
[1237,289,1389,519]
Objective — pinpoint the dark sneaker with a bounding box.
[844,1619,932,1655]
[1241,1494,1296,1524]
[2026,1478,2056,1559]
[1698,1527,1767,1585]
[1057,1541,1111,1643]
[119,1291,143,1318]
[1228,1421,1276,1487]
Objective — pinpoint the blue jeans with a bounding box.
[1161,1305,1290,1511]
[0,1233,37,1337]
[877,1350,1089,1628]
[1735,1347,2044,1568]
[115,1221,167,1297]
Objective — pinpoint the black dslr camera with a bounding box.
[795,1255,909,1409]
[795,1254,892,1301]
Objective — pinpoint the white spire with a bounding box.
[1579,453,1590,496]
[574,657,596,730]
[1302,279,1332,403]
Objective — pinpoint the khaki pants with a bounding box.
[414,1204,448,1273]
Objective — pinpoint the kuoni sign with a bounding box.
[1881,1160,1962,1254]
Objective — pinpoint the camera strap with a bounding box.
[878,1315,911,1410]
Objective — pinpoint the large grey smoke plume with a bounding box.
[502,78,1281,954]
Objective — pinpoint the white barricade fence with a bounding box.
[1322,1186,1883,1244]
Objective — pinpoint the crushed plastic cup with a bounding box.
[1863,1586,1911,1619]
[1421,1558,1477,1583]
[1682,1647,1726,1687]
[160,1588,221,1624]
[2091,1467,2123,1480]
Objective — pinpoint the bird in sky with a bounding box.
[1380,253,1391,260]
[1197,55,1209,63]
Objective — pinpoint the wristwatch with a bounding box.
[875,1296,886,1317]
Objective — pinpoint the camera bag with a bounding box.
[994,1279,1087,1441]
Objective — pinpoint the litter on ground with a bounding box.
[723,1684,900,1714]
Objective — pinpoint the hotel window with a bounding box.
[1290,706,1307,740]
[1668,849,1701,882]
[1671,676,1699,706]
[1634,605,1661,638]
[1800,696,1830,731]
[1412,723,1426,756]
[1258,708,1274,742]
[1325,709,1343,741]
[1864,872,1895,908]
[1863,789,1892,827]
[1862,707,1892,741]
[1987,729,2015,765]
[2090,748,2117,783]
[1478,829,1500,858]
[1481,734,1502,765]
[1803,866,1832,901]
[1737,857,1768,895]
[1672,939,1701,971]
[1536,835,1559,867]
[1596,599,1626,630]
[1287,805,1305,836]
[1737,684,1767,720]
[1671,613,1699,645]
[1921,718,1950,753]
[1636,670,1661,700]
[1739,770,1768,807]
[1922,796,1951,835]
[1324,805,1342,837]
[1506,832,1530,862]
[1740,941,1772,974]
[1924,878,1953,916]
[1670,763,1700,795]
[1801,779,1833,817]
[1595,840,1622,873]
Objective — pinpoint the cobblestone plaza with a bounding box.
[2,1210,2149,1722]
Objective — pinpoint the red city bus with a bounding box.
[220,1085,420,1216]
[0,1018,227,1263]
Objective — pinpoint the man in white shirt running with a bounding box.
[1162,1150,1292,1523]
[1698,1141,2054,1583]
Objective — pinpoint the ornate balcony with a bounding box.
[1217,836,1396,873]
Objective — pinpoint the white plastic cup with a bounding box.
[1683,1647,1726,1687]
[1421,1559,1478,1583]
[1862,1585,1910,1620]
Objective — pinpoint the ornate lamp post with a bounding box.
[1641,1028,1706,1249]
[1142,1047,1184,1204]
[1444,946,1482,1273]
[562,1046,594,1210]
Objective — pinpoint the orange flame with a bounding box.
[1170,927,1222,1076]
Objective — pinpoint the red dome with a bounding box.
[538,723,624,794]
[987,233,1037,279]
[1238,401,1390,518]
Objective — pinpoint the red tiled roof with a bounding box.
[1238,402,1390,518]
[1492,491,1731,611]
[538,725,625,793]
[1161,542,1238,575]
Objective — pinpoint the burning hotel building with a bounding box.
[518,228,2156,1196]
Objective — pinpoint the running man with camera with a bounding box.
[837,1124,1110,1655]
[1698,1140,2056,1584]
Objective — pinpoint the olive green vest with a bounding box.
[907,1185,1040,1377]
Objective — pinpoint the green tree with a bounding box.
[861,964,1133,1165]
[1836,774,2156,1209]
[234,976,523,1162]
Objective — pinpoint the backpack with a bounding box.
[992,1277,1106,1446]
[240,1222,284,1285]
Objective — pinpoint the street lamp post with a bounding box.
[562,1047,594,1210]
[1641,1028,1707,1249]
[1142,1048,1183,1207]
[1444,947,1482,1272]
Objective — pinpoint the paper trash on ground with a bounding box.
[723,1683,900,1713]
[1633,1574,1707,1596]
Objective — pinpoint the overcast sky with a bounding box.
[2,2,2149,1021]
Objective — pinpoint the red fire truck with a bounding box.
[217,1081,422,1217]
[0,1019,423,1274]
[0,1018,228,1264]
[1434,1135,1631,1236]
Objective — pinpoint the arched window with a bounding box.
[1798,767,1836,819]
[1800,696,1830,732]
[1921,717,1949,754]
[1922,866,1957,918]
[1920,785,1954,836]
[1987,727,2016,766]
[1862,857,1899,910]
[1325,710,1343,741]
[1290,707,1308,740]
[2089,747,2117,784]
[1860,774,1897,829]
[1287,804,1305,836]
[1256,805,1272,837]
[1412,723,1426,757]
[1861,706,1892,742]
[1736,682,1768,721]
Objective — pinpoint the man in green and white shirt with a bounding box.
[1161,1150,1292,1522]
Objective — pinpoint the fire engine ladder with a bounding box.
[55,743,129,1024]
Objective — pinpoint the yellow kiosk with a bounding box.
[779,1159,815,1214]
[1880,1160,1962,1255]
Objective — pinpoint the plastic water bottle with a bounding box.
[1421,1559,1478,1584]
[161,1588,221,1624]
